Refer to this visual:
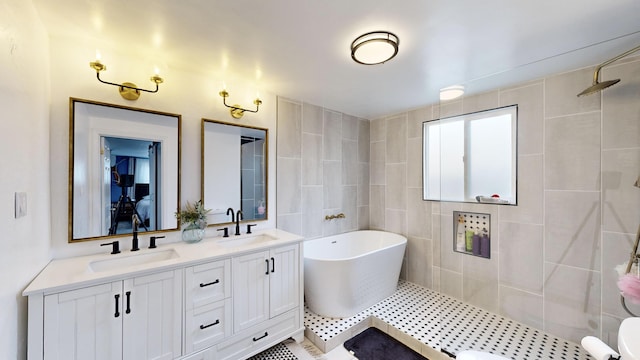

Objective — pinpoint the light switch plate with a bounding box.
[15,192,27,218]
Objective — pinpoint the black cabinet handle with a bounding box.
[271,257,275,273]
[199,319,220,330]
[265,259,269,275]
[125,291,131,314]
[252,332,268,341]
[114,294,120,318]
[199,279,220,287]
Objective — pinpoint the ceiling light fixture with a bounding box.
[351,31,399,65]
[89,57,163,101]
[439,85,465,101]
[219,89,262,119]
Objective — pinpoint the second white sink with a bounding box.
[89,249,179,273]
[217,233,277,247]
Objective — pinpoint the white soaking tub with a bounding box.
[303,230,407,318]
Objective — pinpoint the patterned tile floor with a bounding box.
[303,281,592,360]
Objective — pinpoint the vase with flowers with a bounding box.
[175,200,211,243]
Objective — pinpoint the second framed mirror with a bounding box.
[201,119,268,226]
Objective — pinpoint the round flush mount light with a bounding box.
[351,31,399,65]
[439,85,465,101]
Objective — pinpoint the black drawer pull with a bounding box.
[125,291,131,314]
[199,319,220,330]
[114,294,120,318]
[199,279,220,287]
[252,332,268,341]
[265,259,269,275]
[271,257,275,273]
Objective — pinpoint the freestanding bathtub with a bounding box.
[303,230,407,318]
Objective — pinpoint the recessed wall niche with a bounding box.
[453,211,491,259]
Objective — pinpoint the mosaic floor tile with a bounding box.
[304,281,591,360]
[249,342,298,360]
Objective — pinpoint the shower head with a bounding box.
[577,44,640,97]
[577,79,621,96]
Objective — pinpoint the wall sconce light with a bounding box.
[351,31,399,65]
[218,89,262,119]
[89,59,164,100]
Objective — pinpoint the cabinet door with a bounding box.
[122,269,182,360]
[269,244,300,317]
[232,251,269,333]
[44,282,122,360]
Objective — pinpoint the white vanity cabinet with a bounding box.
[42,269,182,360]
[231,243,300,333]
[25,229,304,360]
[184,259,232,353]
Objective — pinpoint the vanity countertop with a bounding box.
[23,228,303,296]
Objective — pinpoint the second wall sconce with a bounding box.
[219,89,262,119]
[89,58,164,100]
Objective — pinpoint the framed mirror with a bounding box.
[202,119,268,225]
[423,105,518,205]
[69,98,181,242]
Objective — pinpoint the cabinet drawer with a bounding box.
[216,310,299,360]
[185,299,232,353]
[185,259,230,309]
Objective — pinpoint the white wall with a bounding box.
[47,36,277,258]
[0,1,51,358]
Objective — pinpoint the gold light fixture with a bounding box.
[351,31,399,65]
[89,57,164,101]
[219,89,262,119]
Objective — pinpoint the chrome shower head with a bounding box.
[577,44,640,97]
[577,79,621,97]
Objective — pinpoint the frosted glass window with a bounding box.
[423,105,517,205]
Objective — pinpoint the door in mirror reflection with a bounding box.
[202,119,268,225]
[423,105,517,204]
[103,137,161,235]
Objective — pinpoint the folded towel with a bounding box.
[475,195,510,204]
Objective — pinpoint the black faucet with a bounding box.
[101,240,120,254]
[226,207,235,223]
[234,210,243,235]
[149,236,164,249]
[217,227,229,237]
[131,214,140,251]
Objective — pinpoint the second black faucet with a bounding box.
[234,210,243,235]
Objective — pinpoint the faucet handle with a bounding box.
[149,236,164,249]
[246,224,257,234]
[101,241,120,254]
[217,227,229,238]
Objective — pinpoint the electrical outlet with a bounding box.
[15,192,27,218]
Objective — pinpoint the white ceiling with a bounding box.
[32,0,640,119]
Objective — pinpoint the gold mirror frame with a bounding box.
[201,118,268,226]
[69,98,181,242]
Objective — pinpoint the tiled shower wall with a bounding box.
[276,98,370,239]
[370,56,640,347]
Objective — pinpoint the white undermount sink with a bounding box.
[217,233,277,247]
[89,249,179,273]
